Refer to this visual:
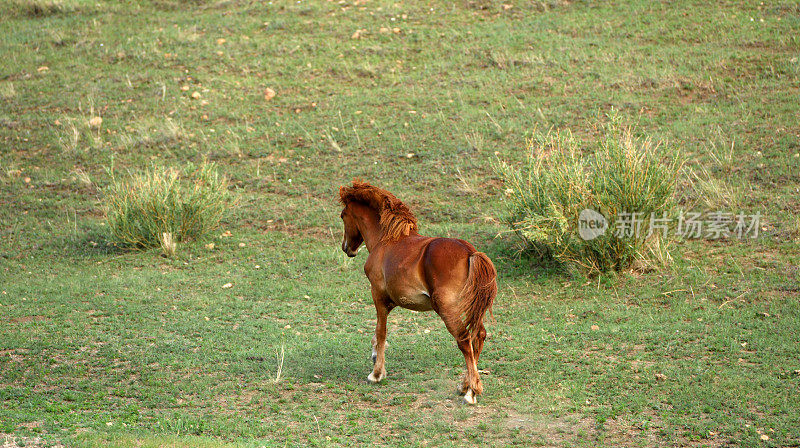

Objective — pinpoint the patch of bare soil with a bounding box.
[503,410,596,446]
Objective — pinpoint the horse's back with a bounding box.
[423,237,476,264]
[422,237,476,293]
[377,236,476,308]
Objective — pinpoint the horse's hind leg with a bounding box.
[438,303,481,404]
[473,323,487,365]
[368,288,392,384]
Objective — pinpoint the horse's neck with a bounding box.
[358,208,383,252]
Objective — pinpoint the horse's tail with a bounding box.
[459,252,497,343]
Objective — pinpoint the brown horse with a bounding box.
[338,181,497,404]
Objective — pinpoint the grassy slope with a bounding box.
[1,0,799,446]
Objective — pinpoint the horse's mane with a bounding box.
[339,181,418,242]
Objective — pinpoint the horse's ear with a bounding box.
[338,185,350,204]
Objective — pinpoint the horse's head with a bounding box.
[340,202,363,257]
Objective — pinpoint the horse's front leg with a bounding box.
[368,288,392,383]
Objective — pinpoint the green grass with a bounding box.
[1,0,799,446]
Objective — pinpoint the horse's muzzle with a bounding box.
[342,241,357,257]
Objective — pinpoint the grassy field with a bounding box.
[1,0,799,446]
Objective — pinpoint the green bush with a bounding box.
[104,160,233,253]
[496,119,682,274]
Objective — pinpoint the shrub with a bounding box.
[104,160,233,254]
[496,118,682,274]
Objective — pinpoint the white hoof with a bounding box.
[462,389,477,405]
[367,371,385,383]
